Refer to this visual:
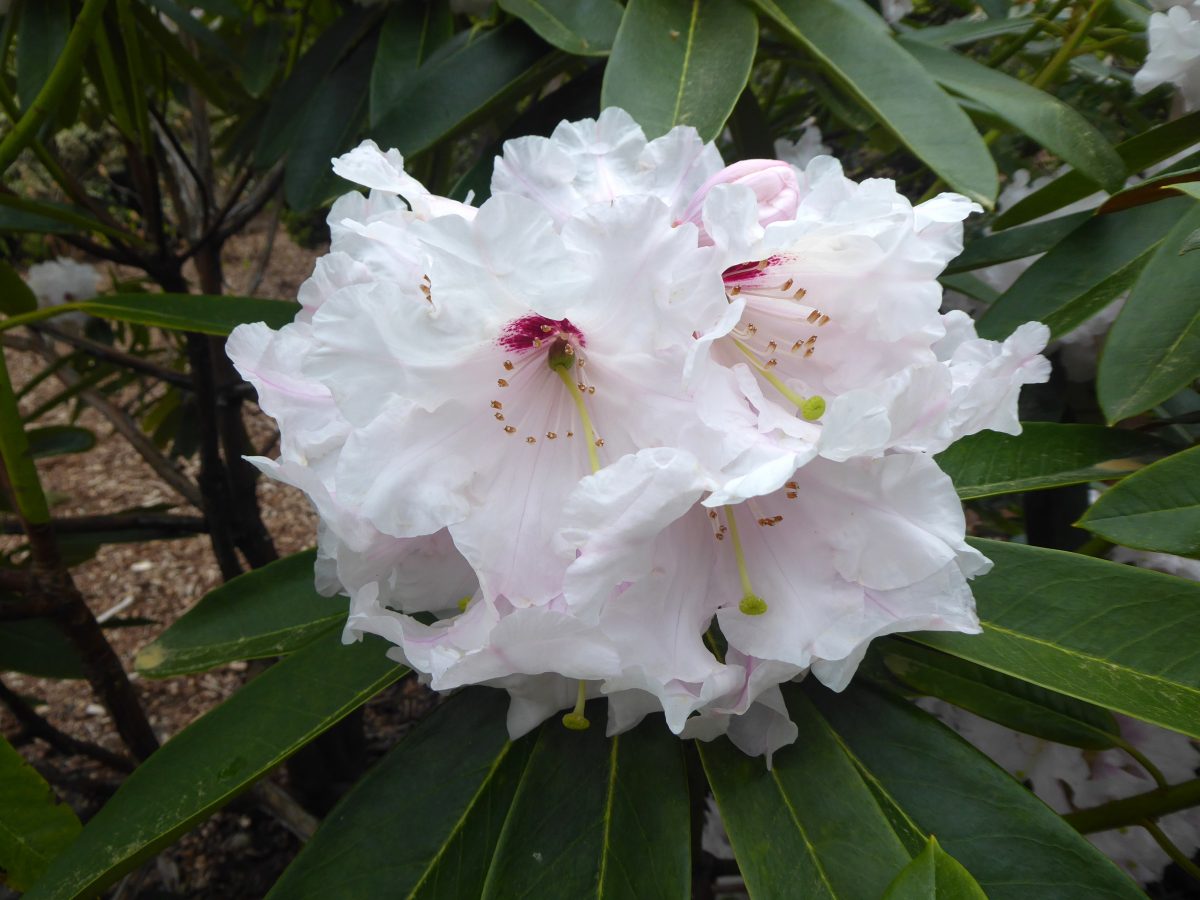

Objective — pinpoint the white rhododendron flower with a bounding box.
[1135,0,1200,109]
[24,257,100,330]
[229,109,1049,760]
[773,125,831,172]
[922,699,1200,884]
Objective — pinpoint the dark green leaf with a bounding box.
[0,618,85,680]
[479,707,691,899]
[1078,445,1200,556]
[944,211,1091,276]
[25,632,406,900]
[995,110,1200,229]
[751,0,998,206]
[0,735,81,891]
[254,9,377,168]
[134,550,344,678]
[500,0,622,56]
[900,16,1032,46]
[0,294,300,337]
[283,35,374,212]
[935,423,1170,499]
[374,23,554,158]
[700,690,913,899]
[913,539,1200,741]
[1098,204,1200,422]
[1182,226,1200,255]
[268,689,529,899]
[241,21,285,97]
[26,425,96,459]
[810,683,1144,899]
[939,272,998,304]
[882,837,987,900]
[369,1,453,128]
[901,41,1124,193]
[977,197,1187,340]
[0,260,37,316]
[601,0,758,142]
[16,0,70,109]
[883,640,1120,749]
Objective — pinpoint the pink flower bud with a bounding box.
[677,159,800,244]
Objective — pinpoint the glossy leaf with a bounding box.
[134,550,344,678]
[602,0,757,141]
[0,294,300,337]
[934,423,1169,499]
[995,110,1200,229]
[268,689,529,899]
[16,0,70,109]
[373,23,552,158]
[882,837,986,900]
[810,684,1144,899]
[26,425,96,459]
[902,41,1123,192]
[1098,204,1200,422]
[913,539,1200,741]
[369,1,453,127]
[944,211,1091,276]
[751,0,998,206]
[700,690,913,899]
[882,640,1120,749]
[976,197,1187,340]
[0,618,85,680]
[25,632,406,900]
[500,0,622,56]
[254,9,377,168]
[0,735,81,891]
[1078,445,1200,556]
[479,706,691,899]
[901,16,1032,46]
[283,35,374,212]
[0,261,37,316]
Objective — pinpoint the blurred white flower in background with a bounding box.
[23,257,100,330]
[922,698,1200,884]
[230,110,1049,761]
[773,123,831,172]
[1135,0,1200,109]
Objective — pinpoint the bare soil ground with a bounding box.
[1,219,436,898]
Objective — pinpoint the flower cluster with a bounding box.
[229,109,1049,760]
[1135,0,1200,110]
[24,257,100,330]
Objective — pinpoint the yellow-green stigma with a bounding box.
[561,679,590,730]
[739,594,768,615]
[801,395,826,421]
[456,596,472,612]
[547,337,576,373]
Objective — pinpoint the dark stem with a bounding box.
[0,512,206,536]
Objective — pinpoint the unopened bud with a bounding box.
[678,159,800,245]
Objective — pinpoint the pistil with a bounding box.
[723,505,768,616]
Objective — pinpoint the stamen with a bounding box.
[526,436,536,444]
[497,379,509,388]
[733,338,807,409]
[557,369,602,474]
[504,426,516,434]
[503,361,514,371]
[494,413,505,421]
[491,401,503,409]
[724,505,768,616]
[561,680,590,730]
[547,432,557,440]
[781,279,794,292]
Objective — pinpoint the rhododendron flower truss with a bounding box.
[229,111,1052,762]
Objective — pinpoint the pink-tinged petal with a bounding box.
[678,159,800,245]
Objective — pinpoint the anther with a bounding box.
[746,323,758,335]
[587,386,595,394]
[503,361,514,371]
[504,426,516,434]
[765,359,778,369]
[540,324,554,333]
[494,413,505,421]
[715,533,725,541]
[497,378,509,387]
[594,438,605,447]
[794,288,807,300]
[708,510,718,519]
[756,259,769,270]
[547,432,557,439]
[804,347,815,358]
[491,401,503,409]
[766,340,777,353]
[805,336,816,347]
[786,481,798,489]
[526,436,536,444]
[786,491,798,499]
[807,310,821,324]
[730,286,741,296]
[577,382,587,392]
[566,431,574,438]
[791,340,803,353]
[818,314,830,326]
[781,278,794,291]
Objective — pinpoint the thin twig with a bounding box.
[36,324,194,389]
[0,512,206,536]
[0,678,135,772]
